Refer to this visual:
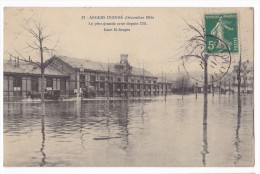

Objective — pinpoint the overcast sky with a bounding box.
[4,7,253,74]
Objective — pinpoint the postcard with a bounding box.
[3,7,254,167]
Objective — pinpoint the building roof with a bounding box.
[4,59,69,77]
[55,55,155,77]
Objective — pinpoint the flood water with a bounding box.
[3,94,254,167]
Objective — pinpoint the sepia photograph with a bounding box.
[3,7,254,167]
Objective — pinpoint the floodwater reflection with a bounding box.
[234,101,242,165]
[234,94,242,166]
[40,114,46,167]
[201,98,209,167]
[3,94,254,167]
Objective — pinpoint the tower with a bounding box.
[120,54,128,64]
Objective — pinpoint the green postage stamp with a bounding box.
[205,13,238,53]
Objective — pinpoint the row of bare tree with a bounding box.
[180,20,252,103]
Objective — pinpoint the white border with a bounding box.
[0,0,259,174]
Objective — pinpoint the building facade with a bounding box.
[4,54,172,101]
[3,57,69,101]
[50,54,172,97]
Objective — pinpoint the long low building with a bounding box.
[4,54,172,101]
[4,57,69,101]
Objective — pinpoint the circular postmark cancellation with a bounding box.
[183,35,232,83]
[183,13,238,83]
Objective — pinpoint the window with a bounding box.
[90,75,96,87]
[100,76,105,81]
[60,78,66,94]
[13,77,22,91]
[100,83,105,90]
[80,74,85,81]
[90,75,96,82]
[46,78,53,90]
[80,82,85,88]
[31,77,39,92]
[80,74,85,88]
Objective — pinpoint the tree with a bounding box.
[23,20,58,102]
[233,58,252,95]
[180,20,209,106]
[219,73,229,95]
[175,73,191,99]
[232,56,253,112]
[181,20,231,105]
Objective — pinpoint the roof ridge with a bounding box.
[56,55,155,77]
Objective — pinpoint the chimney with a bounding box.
[29,56,31,62]
[17,56,19,67]
[120,54,128,64]
[14,56,17,66]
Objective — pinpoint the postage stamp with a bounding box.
[205,13,238,53]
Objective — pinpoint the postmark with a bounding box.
[205,13,238,54]
[183,35,231,83]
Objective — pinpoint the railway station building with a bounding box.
[4,54,172,101]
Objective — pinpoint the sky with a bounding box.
[4,7,253,74]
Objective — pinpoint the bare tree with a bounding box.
[233,57,252,95]
[181,20,231,104]
[210,75,215,97]
[180,20,209,105]
[23,20,58,102]
[220,72,232,95]
[175,73,191,100]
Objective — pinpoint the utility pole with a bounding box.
[211,76,214,98]
[143,63,145,98]
[181,77,184,101]
[229,78,231,96]
[165,75,167,101]
[219,81,222,97]
[107,58,110,101]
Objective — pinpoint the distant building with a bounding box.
[156,74,174,95]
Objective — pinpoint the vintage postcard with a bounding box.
[3,7,254,167]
